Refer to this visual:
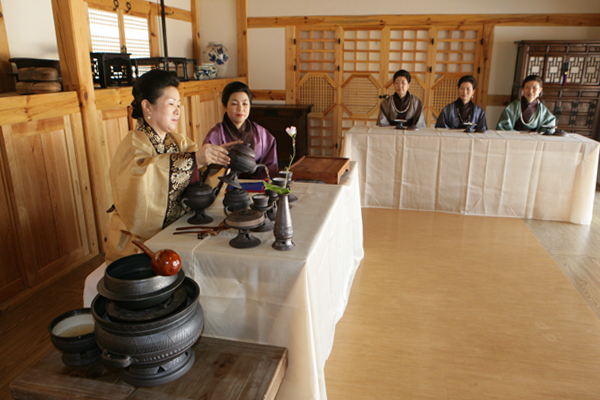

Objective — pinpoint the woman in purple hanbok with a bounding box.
[203,81,278,179]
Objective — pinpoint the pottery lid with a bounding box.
[224,188,250,203]
[224,208,264,229]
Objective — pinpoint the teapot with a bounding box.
[223,188,251,215]
[219,143,268,189]
[181,182,221,224]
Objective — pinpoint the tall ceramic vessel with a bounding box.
[272,193,294,251]
[202,42,229,78]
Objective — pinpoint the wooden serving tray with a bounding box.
[11,336,287,400]
[290,156,350,184]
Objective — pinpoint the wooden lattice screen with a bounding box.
[435,28,481,77]
[295,26,483,155]
[343,30,382,82]
[340,29,384,133]
[388,28,430,83]
[431,76,460,119]
[341,74,380,117]
[297,30,337,156]
[298,74,335,114]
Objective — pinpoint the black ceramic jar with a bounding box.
[92,277,204,387]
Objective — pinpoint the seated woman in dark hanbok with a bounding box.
[496,75,556,133]
[435,75,487,131]
[204,81,278,179]
[377,69,426,128]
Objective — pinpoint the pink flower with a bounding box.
[286,126,297,138]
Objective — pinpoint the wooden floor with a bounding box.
[1,194,600,399]
[325,192,600,400]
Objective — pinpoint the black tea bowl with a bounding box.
[48,308,100,366]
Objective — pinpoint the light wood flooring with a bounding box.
[325,192,600,400]
[1,194,600,399]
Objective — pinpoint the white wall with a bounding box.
[3,0,58,59]
[3,0,600,91]
[248,28,285,90]
[197,0,238,77]
[2,0,196,65]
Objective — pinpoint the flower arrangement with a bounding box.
[264,126,297,195]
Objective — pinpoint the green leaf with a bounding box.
[264,181,291,195]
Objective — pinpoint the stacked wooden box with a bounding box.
[15,67,62,95]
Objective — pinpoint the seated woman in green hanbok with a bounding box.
[496,75,556,133]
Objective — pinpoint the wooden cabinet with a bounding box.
[249,104,311,169]
[0,92,98,304]
[512,40,600,138]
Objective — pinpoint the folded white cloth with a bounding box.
[83,262,107,307]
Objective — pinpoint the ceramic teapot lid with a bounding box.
[229,142,256,159]
[224,188,249,203]
[224,209,264,229]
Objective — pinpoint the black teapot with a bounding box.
[181,182,220,224]
[219,143,268,189]
[223,188,251,215]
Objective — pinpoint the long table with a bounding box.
[145,162,363,400]
[342,126,599,224]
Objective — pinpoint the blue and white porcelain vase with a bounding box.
[202,42,229,78]
[195,63,217,80]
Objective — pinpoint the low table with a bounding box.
[10,337,288,400]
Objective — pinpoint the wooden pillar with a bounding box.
[479,24,495,109]
[425,27,438,125]
[52,0,109,252]
[0,0,15,92]
[148,6,160,56]
[334,26,344,157]
[192,0,201,62]
[236,0,248,78]
[285,26,296,104]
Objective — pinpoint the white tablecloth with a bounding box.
[342,126,599,224]
[144,162,363,400]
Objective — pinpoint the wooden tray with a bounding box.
[10,336,288,400]
[290,156,350,184]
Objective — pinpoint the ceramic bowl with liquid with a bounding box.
[48,308,100,366]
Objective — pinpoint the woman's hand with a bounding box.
[196,141,243,167]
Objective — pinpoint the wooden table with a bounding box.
[10,337,288,400]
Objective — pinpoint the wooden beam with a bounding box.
[95,87,133,111]
[178,77,247,97]
[0,92,80,125]
[0,0,15,92]
[248,14,600,29]
[52,0,103,253]
[236,0,248,78]
[252,90,286,101]
[150,3,191,23]
[85,0,191,22]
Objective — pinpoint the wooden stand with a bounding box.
[10,336,287,400]
[290,155,350,184]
